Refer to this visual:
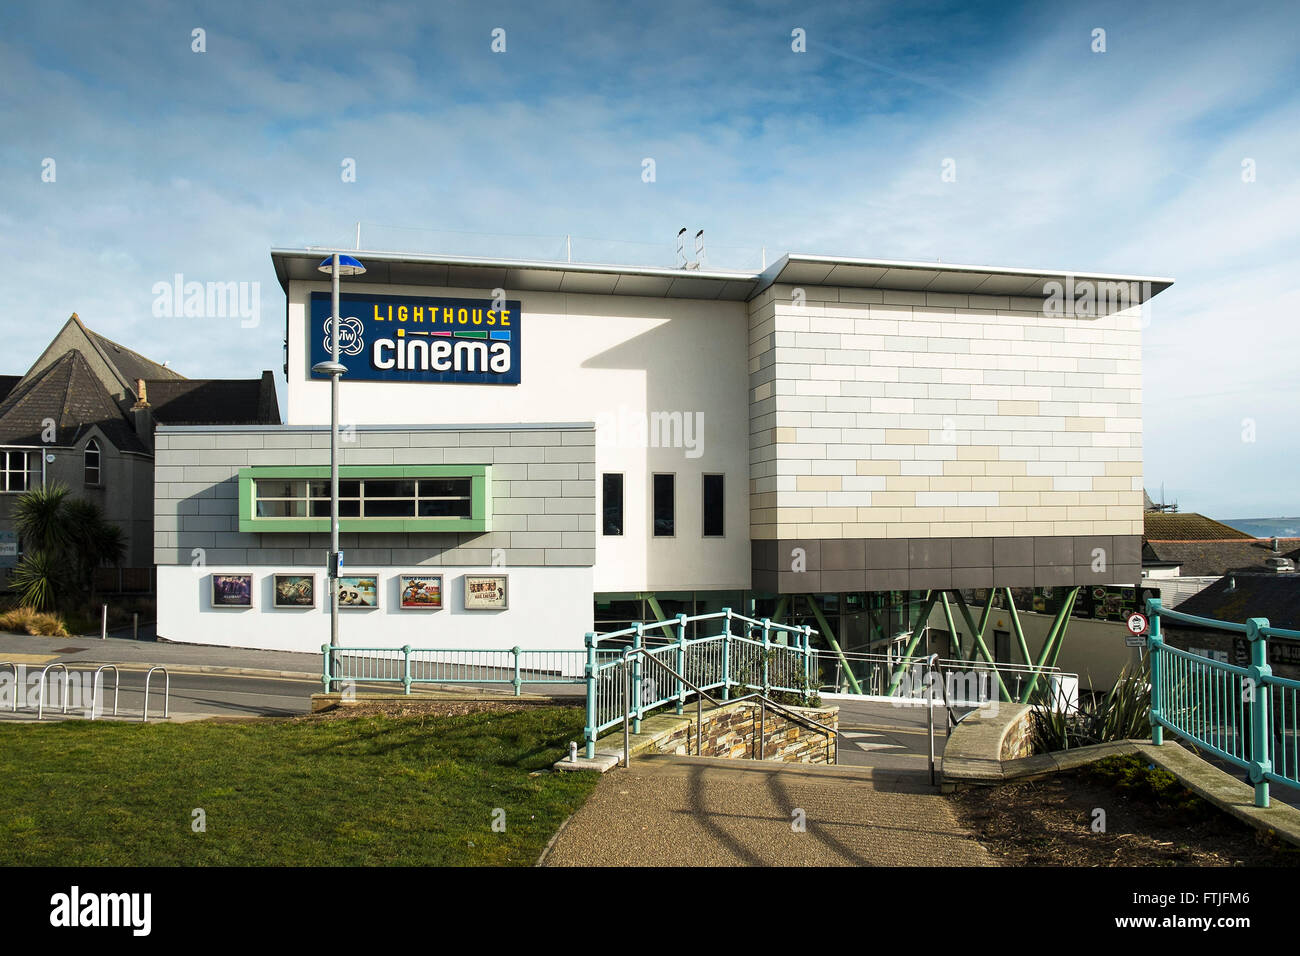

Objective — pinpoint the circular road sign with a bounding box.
[1126,612,1149,636]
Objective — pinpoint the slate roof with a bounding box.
[0,375,20,405]
[147,372,280,425]
[1142,539,1300,577]
[1144,512,1250,541]
[88,329,182,388]
[1170,574,1300,632]
[0,350,147,452]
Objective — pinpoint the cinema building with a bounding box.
[154,246,1169,682]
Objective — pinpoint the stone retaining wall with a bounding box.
[651,700,838,764]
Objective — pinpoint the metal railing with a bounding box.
[614,646,836,767]
[585,608,818,758]
[1148,597,1300,808]
[322,645,586,696]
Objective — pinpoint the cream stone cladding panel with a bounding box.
[749,283,1143,542]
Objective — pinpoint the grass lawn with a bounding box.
[0,707,599,866]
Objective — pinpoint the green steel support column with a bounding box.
[1044,601,1075,672]
[584,632,598,759]
[772,596,789,626]
[642,593,677,640]
[1246,617,1272,808]
[940,592,961,659]
[887,591,938,695]
[1020,587,1078,703]
[806,595,863,695]
[1003,588,1033,667]
[952,589,1011,701]
[1147,598,1164,746]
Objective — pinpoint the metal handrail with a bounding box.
[36,663,69,720]
[0,662,16,713]
[142,666,169,722]
[617,646,837,767]
[89,665,120,720]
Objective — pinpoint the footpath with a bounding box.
[0,630,322,680]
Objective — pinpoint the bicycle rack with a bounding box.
[142,666,170,722]
[1,662,16,713]
[89,665,120,720]
[37,663,70,720]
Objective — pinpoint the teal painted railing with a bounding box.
[322,646,586,696]
[1147,597,1300,808]
[583,608,817,758]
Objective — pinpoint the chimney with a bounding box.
[1273,537,1280,554]
[130,378,154,453]
[1226,575,1236,592]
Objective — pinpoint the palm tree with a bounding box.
[8,482,125,611]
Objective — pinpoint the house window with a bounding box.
[652,473,674,537]
[84,439,102,486]
[702,473,724,537]
[602,473,623,536]
[1,450,32,493]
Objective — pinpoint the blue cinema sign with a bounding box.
[309,292,522,385]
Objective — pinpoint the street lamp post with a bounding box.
[311,253,365,682]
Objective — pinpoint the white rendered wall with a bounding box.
[285,280,752,593]
[157,564,594,655]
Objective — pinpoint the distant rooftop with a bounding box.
[1144,512,1251,541]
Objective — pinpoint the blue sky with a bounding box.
[2,0,1297,517]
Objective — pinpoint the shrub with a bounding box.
[1031,658,1151,752]
[0,606,70,637]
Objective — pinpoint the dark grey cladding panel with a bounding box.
[951,537,992,569]
[820,538,866,571]
[1033,536,1074,568]
[991,566,1036,587]
[1072,535,1113,567]
[864,568,910,591]
[1034,565,1076,587]
[909,537,951,569]
[910,568,952,590]
[754,535,1149,594]
[951,566,994,589]
[821,569,865,592]
[1113,537,1142,565]
[993,536,1034,567]
[751,539,778,573]
[864,539,908,570]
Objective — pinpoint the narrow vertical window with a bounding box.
[602,473,623,536]
[652,473,674,537]
[84,440,101,486]
[702,473,724,537]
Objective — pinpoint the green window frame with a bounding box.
[238,465,490,533]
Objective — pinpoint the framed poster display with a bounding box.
[338,574,380,608]
[399,574,443,610]
[273,573,316,608]
[464,574,508,610]
[211,573,254,607]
